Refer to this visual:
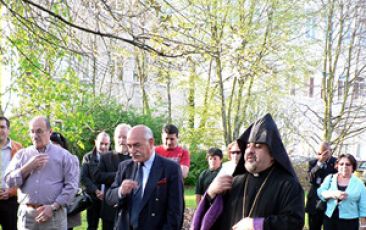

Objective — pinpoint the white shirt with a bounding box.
[1,139,12,188]
[141,152,156,195]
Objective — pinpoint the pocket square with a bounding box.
[157,178,167,185]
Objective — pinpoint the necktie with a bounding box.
[130,162,144,228]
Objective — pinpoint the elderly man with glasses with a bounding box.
[4,116,79,230]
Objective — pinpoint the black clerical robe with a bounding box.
[212,166,304,230]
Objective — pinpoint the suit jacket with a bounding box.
[8,140,22,197]
[305,156,337,214]
[106,154,184,230]
[94,151,131,221]
[80,150,100,197]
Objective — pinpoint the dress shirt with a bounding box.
[141,152,155,195]
[1,139,12,188]
[4,143,79,206]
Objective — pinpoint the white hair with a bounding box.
[114,123,131,136]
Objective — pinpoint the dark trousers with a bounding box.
[323,215,359,230]
[102,219,114,230]
[308,211,324,230]
[87,199,101,230]
[0,197,18,230]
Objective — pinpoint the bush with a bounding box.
[10,94,166,161]
[185,149,207,186]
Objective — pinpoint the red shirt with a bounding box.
[155,145,190,167]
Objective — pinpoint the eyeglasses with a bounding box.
[29,129,46,136]
[230,151,241,155]
[338,163,351,166]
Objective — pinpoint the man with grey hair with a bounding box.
[106,125,184,230]
[4,116,79,230]
[94,124,132,230]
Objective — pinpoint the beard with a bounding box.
[245,161,257,173]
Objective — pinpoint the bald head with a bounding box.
[127,125,155,163]
[319,142,331,153]
[95,131,110,154]
[317,142,332,161]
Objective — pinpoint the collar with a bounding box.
[210,166,222,172]
[143,151,156,171]
[33,142,51,153]
[251,165,275,178]
[3,138,12,149]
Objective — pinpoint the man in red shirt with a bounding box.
[155,124,190,178]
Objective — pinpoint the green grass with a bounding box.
[184,186,196,208]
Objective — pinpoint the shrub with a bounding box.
[185,149,207,186]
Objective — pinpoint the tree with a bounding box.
[302,0,366,154]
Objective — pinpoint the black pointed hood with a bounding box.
[233,113,298,180]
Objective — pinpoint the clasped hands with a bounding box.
[35,205,53,223]
[0,189,10,200]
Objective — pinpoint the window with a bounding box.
[353,77,365,99]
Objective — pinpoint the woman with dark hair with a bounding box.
[51,132,81,230]
[317,154,366,230]
[50,132,69,150]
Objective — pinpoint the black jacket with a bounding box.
[305,156,337,214]
[93,151,131,221]
[80,150,100,197]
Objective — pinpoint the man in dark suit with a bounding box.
[105,125,184,230]
[94,124,132,229]
[81,131,111,230]
[305,142,337,230]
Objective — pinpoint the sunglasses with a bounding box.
[230,151,241,155]
[338,163,351,166]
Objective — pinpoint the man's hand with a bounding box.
[0,189,10,200]
[35,205,53,223]
[119,179,139,196]
[96,189,104,200]
[21,154,49,176]
[232,217,254,230]
[317,150,330,163]
[206,175,233,199]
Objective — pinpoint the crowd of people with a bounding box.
[0,114,366,230]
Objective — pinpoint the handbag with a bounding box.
[315,174,335,212]
[67,189,93,216]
